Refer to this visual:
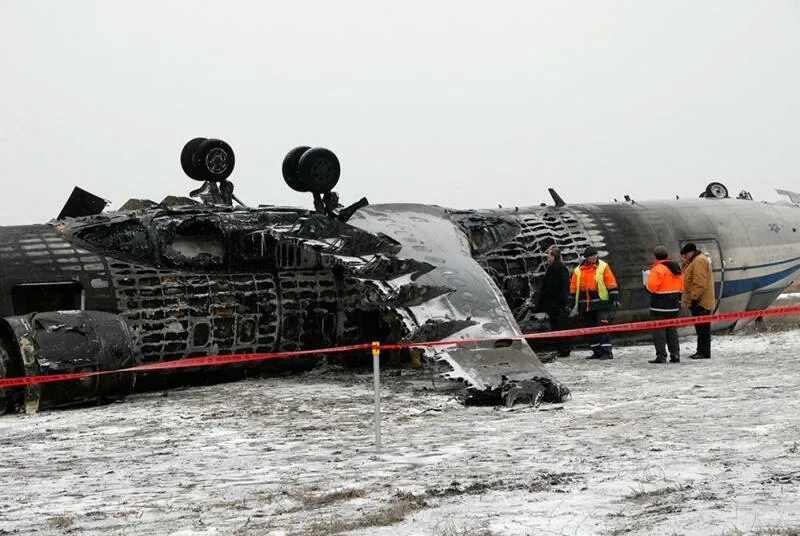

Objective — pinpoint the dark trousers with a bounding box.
[651,310,679,359]
[690,304,712,357]
[580,309,612,356]
[546,306,571,356]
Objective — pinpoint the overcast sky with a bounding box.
[1,1,799,225]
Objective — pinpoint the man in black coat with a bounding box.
[537,246,571,357]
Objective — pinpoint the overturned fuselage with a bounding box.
[2,191,799,412]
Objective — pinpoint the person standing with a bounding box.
[537,246,571,357]
[645,245,683,363]
[680,242,715,359]
[570,246,620,359]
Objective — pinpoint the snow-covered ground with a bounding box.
[2,330,800,536]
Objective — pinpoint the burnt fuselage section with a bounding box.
[0,206,416,411]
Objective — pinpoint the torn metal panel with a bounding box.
[435,339,567,404]
[353,255,435,281]
[57,187,109,220]
[118,198,159,211]
[349,204,570,404]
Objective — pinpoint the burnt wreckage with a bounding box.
[5,139,800,414]
[0,139,574,413]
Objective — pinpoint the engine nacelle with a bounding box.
[0,311,138,413]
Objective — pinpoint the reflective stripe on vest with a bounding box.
[574,260,609,307]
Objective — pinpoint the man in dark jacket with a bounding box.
[645,245,683,363]
[537,246,571,357]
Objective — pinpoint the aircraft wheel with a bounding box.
[195,139,235,182]
[705,182,728,199]
[181,137,206,180]
[297,147,340,193]
[282,146,311,192]
[181,138,235,182]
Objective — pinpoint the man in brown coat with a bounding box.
[680,242,716,359]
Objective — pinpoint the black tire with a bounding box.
[282,146,311,192]
[181,137,207,180]
[297,147,340,193]
[705,182,728,199]
[193,139,235,182]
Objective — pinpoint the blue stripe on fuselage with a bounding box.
[717,262,800,298]
[720,255,800,272]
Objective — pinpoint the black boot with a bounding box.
[649,357,666,364]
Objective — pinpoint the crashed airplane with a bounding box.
[1,138,799,413]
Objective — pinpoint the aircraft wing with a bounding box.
[349,204,569,405]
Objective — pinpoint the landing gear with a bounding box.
[181,138,244,206]
[700,182,729,199]
[181,138,235,182]
[281,146,364,221]
[281,146,341,194]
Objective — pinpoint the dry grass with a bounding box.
[287,487,366,512]
[623,483,692,502]
[305,495,427,535]
[431,519,499,536]
[726,527,800,536]
[47,515,74,529]
[426,472,579,498]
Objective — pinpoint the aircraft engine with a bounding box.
[0,311,138,413]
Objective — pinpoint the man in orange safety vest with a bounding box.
[569,246,620,359]
[645,245,684,364]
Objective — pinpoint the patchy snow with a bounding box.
[2,331,800,535]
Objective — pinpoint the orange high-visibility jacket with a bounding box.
[646,259,683,313]
[570,260,619,312]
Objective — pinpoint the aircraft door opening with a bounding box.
[678,238,723,313]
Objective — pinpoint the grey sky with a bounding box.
[1,1,799,225]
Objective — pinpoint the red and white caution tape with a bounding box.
[1,305,798,389]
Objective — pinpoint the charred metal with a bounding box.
[39,140,800,413]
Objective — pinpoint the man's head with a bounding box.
[583,245,598,263]
[653,245,669,260]
[547,246,561,264]
[680,242,697,261]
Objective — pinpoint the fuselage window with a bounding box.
[12,281,84,315]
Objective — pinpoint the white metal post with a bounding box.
[371,341,381,453]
